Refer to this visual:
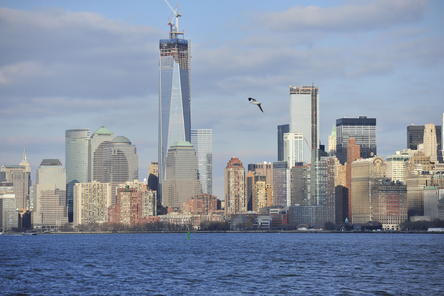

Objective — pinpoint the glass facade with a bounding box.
[191,129,213,195]
[277,124,289,161]
[336,116,377,164]
[65,129,90,222]
[158,37,191,194]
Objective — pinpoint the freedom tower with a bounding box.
[158,5,191,200]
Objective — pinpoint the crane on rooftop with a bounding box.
[163,0,183,38]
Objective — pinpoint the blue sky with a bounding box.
[0,0,443,198]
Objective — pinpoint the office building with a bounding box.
[272,161,288,207]
[336,116,376,164]
[289,85,319,164]
[328,126,336,154]
[423,124,439,163]
[423,186,444,219]
[33,159,68,230]
[90,126,115,180]
[284,132,305,168]
[372,179,407,230]
[277,124,289,161]
[158,15,191,195]
[162,142,201,210]
[191,129,213,194]
[350,157,385,223]
[346,138,361,218]
[0,153,31,211]
[407,124,441,150]
[65,128,91,222]
[386,151,410,184]
[0,183,18,231]
[73,181,112,226]
[290,163,311,206]
[224,157,247,215]
[147,162,159,191]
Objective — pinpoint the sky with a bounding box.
[0,0,443,198]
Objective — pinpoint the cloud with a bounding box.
[260,0,427,32]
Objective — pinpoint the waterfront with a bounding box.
[1,233,443,295]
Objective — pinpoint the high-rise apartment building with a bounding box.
[162,142,201,210]
[336,116,376,164]
[277,124,289,161]
[158,16,191,195]
[224,157,247,215]
[33,159,68,230]
[65,129,91,222]
[191,129,213,194]
[289,85,319,164]
[73,181,112,226]
[109,180,157,225]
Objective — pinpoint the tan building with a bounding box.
[351,157,385,223]
[371,180,407,230]
[423,123,438,163]
[346,138,361,218]
[73,181,112,226]
[183,194,218,215]
[224,157,246,215]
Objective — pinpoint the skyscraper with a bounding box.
[277,124,289,161]
[224,157,247,215]
[423,123,438,163]
[162,142,201,210]
[336,116,376,164]
[65,128,90,222]
[289,85,319,164]
[73,181,112,226]
[0,153,31,211]
[283,132,305,168]
[158,14,191,194]
[33,159,68,230]
[90,126,115,180]
[191,129,213,194]
[327,126,336,154]
[407,125,442,151]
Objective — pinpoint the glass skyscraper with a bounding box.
[158,19,191,200]
[65,129,90,222]
[191,129,213,195]
[277,124,289,161]
[336,116,377,164]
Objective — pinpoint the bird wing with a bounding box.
[248,97,256,102]
[258,104,264,112]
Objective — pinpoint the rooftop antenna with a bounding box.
[163,0,183,38]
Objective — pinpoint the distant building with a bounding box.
[147,162,159,191]
[248,162,274,210]
[191,129,213,194]
[284,132,305,168]
[336,116,376,164]
[350,157,385,223]
[287,205,329,227]
[65,128,91,222]
[346,138,361,219]
[327,126,336,154]
[407,124,441,152]
[277,124,289,161]
[335,185,349,224]
[162,142,201,210]
[224,157,247,215]
[371,179,407,230]
[290,163,310,206]
[0,183,18,231]
[0,153,31,211]
[386,151,410,184]
[289,85,319,164]
[406,173,433,217]
[183,194,218,215]
[73,181,112,226]
[423,124,439,163]
[423,186,444,220]
[33,159,68,230]
[109,181,156,225]
[311,157,336,222]
[272,161,288,207]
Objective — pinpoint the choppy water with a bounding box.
[1,233,443,295]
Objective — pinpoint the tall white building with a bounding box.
[386,151,410,184]
[191,129,213,194]
[289,85,319,164]
[283,132,305,168]
[73,181,112,226]
[33,159,68,229]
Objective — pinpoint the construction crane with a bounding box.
[163,0,183,38]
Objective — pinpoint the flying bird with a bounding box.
[248,97,264,112]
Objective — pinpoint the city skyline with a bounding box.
[1,0,444,198]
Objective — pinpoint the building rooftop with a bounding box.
[94,126,113,136]
[40,159,62,166]
[112,136,131,144]
[173,141,193,147]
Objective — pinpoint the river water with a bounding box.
[1,233,443,295]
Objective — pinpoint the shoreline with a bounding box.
[3,230,443,235]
